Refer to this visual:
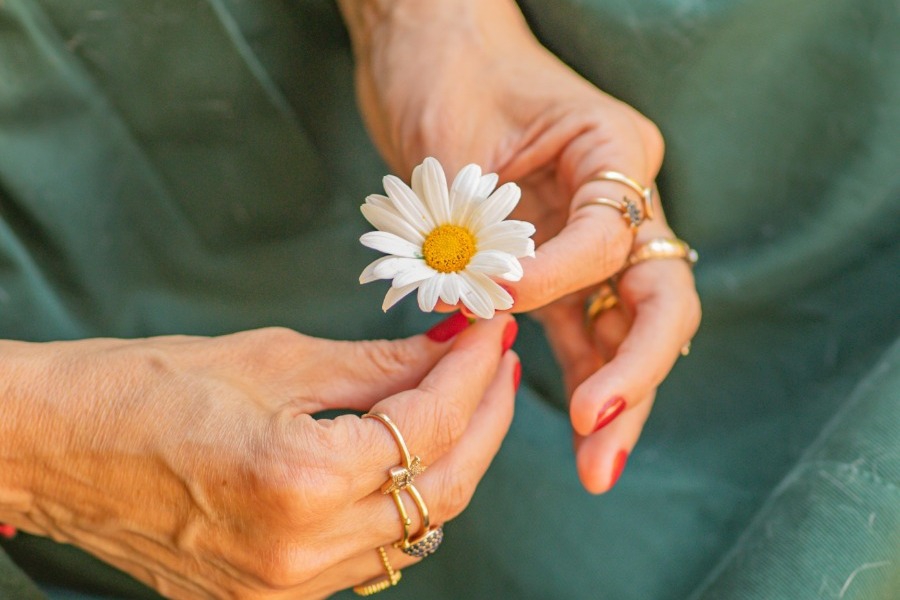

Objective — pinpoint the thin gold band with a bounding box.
[595,171,655,220]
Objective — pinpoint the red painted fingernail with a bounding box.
[501,318,518,354]
[593,396,626,432]
[609,450,629,489]
[0,524,16,539]
[425,312,470,342]
[513,360,522,391]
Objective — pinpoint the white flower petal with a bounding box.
[371,257,422,280]
[477,220,536,258]
[477,220,536,243]
[417,275,442,312]
[383,282,420,312]
[421,157,451,225]
[360,256,397,284]
[468,250,524,282]
[458,271,496,319]
[475,173,499,199]
[383,175,435,234]
[360,231,422,258]
[483,236,534,258]
[438,272,463,305]
[392,262,438,288]
[365,193,395,212]
[467,182,521,231]
[411,164,425,201]
[449,164,482,218]
[480,274,515,310]
[361,204,425,244]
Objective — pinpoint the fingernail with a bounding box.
[609,450,629,489]
[593,396,626,432]
[513,360,522,391]
[499,284,518,305]
[501,318,519,354]
[460,306,478,321]
[0,524,16,539]
[425,312,470,342]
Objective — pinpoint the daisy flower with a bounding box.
[359,157,536,319]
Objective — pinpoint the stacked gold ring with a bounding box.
[363,412,445,560]
[576,171,655,233]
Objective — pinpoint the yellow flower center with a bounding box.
[422,224,477,273]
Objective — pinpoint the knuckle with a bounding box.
[417,385,467,458]
[359,340,418,381]
[636,117,665,170]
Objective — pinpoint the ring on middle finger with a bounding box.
[364,412,444,557]
[363,412,427,494]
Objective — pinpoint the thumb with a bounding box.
[305,312,473,413]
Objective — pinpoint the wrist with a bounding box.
[0,340,48,527]
[336,0,532,63]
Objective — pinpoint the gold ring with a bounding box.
[576,196,643,232]
[352,546,402,596]
[595,171,655,221]
[364,413,443,558]
[394,483,444,557]
[584,282,619,325]
[626,237,698,269]
[363,412,427,494]
[680,342,692,356]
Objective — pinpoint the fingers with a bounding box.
[574,391,655,494]
[227,317,476,414]
[352,350,519,547]
[569,261,700,438]
[512,207,633,312]
[345,315,517,492]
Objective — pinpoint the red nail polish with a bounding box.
[593,396,626,432]
[609,450,629,489]
[0,524,16,539]
[501,318,518,354]
[425,312,470,342]
[513,360,522,391]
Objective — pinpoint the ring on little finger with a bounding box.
[364,412,445,560]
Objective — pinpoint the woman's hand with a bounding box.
[0,315,519,599]
[339,0,700,493]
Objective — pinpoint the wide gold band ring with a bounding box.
[626,237,698,269]
[352,546,402,596]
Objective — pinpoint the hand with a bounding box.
[0,316,518,598]
[340,0,700,492]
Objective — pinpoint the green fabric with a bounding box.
[0,0,898,599]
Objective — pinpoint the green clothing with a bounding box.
[1,0,898,598]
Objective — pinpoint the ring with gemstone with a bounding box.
[576,196,644,233]
[401,526,445,558]
[593,171,655,221]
